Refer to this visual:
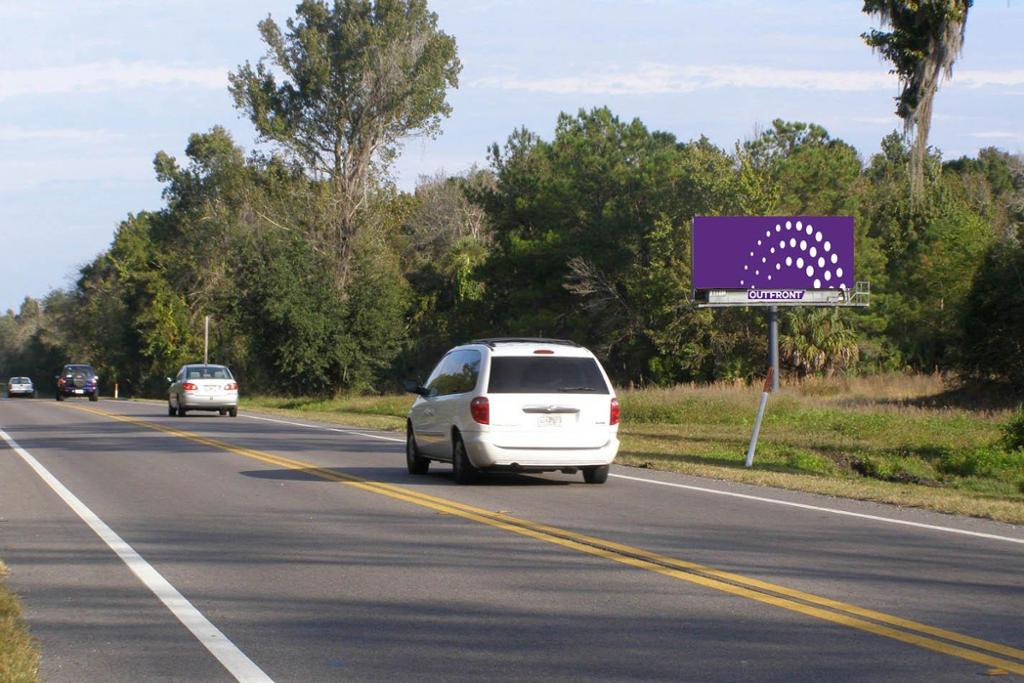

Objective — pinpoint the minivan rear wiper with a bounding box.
[557,386,598,392]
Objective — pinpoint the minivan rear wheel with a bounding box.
[583,465,609,484]
[406,426,430,474]
[452,436,477,484]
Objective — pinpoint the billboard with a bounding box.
[692,216,854,292]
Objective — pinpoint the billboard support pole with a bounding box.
[768,306,780,392]
[745,368,773,468]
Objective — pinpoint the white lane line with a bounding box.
[610,472,1024,545]
[240,411,1024,546]
[242,413,404,442]
[0,428,274,683]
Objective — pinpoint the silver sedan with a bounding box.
[167,364,238,417]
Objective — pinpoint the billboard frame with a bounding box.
[693,281,871,308]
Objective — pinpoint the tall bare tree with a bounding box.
[862,0,971,200]
[229,0,461,286]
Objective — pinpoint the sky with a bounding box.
[2,0,1022,314]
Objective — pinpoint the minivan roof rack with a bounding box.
[470,337,580,348]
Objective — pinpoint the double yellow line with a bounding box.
[67,404,1024,675]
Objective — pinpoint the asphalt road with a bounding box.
[1,396,1022,681]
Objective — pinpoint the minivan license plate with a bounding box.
[537,414,562,427]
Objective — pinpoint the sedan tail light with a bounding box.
[182,382,198,391]
[470,396,489,424]
[610,398,620,426]
[225,382,238,391]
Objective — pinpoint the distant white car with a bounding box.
[404,338,620,484]
[7,376,35,398]
[167,364,238,417]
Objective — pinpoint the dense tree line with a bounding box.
[2,1,1022,396]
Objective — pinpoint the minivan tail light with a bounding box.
[225,382,238,391]
[182,382,198,391]
[610,398,620,425]
[470,396,490,424]
[533,349,554,354]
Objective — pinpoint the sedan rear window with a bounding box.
[487,357,609,394]
[185,366,233,380]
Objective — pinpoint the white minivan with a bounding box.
[404,338,620,484]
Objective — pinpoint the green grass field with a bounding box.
[243,374,1024,524]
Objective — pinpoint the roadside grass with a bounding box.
[241,374,1024,524]
[0,560,39,683]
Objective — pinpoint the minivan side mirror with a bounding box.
[403,379,426,396]
[166,377,174,384]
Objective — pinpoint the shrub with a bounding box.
[783,450,837,476]
[1000,407,1024,453]
[853,455,937,484]
[853,455,896,480]
[938,446,1024,478]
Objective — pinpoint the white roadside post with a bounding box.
[745,368,774,468]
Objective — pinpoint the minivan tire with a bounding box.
[89,392,98,402]
[406,426,430,474]
[56,393,63,402]
[168,403,176,417]
[452,436,477,484]
[229,407,238,418]
[583,465,609,484]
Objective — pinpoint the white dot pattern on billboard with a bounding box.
[741,220,845,290]
[690,216,854,292]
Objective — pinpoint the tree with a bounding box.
[862,0,972,200]
[743,120,863,215]
[229,0,462,285]
[958,240,1024,385]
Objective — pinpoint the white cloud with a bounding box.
[474,64,893,95]
[970,131,1024,141]
[849,116,898,126]
[957,70,1024,88]
[0,155,154,192]
[474,63,1024,96]
[0,126,118,143]
[0,61,228,100]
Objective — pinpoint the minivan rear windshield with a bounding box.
[487,357,609,394]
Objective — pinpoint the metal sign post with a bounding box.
[768,305,779,392]
[204,315,210,365]
[745,368,774,467]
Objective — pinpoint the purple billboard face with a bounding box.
[692,216,854,290]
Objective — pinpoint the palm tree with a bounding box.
[780,308,860,377]
[862,1,972,200]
